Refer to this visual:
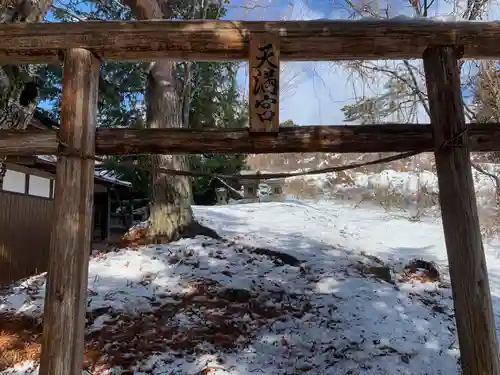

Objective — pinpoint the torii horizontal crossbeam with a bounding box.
[1,19,500,63]
[1,123,499,156]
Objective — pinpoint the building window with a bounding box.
[29,175,51,198]
[2,170,26,194]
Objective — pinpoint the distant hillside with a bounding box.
[246,152,437,174]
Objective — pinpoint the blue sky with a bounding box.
[224,0,363,126]
[221,0,425,126]
[220,0,499,126]
[41,0,499,125]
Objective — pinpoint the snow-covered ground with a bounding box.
[3,200,500,374]
[295,163,500,199]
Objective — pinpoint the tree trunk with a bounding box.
[0,0,52,188]
[146,60,194,241]
[0,0,53,114]
[122,0,220,243]
[0,0,52,22]
[118,0,195,242]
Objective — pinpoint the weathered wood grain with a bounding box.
[1,19,500,63]
[249,36,280,132]
[38,48,100,375]
[2,123,500,155]
[0,130,57,154]
[424,46,500,375]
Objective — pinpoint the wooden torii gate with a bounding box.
[0,19,499,375]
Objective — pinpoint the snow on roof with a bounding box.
[239,170,275,176]
[263,178,285,184]
[239,170,257,175]
[36,155,57,163]
[93,168,132,187]
[35,155,131,187]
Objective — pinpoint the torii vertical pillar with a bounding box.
[424,46,500,375]
[39,48,100,375]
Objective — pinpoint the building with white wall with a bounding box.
[3,164,54,198]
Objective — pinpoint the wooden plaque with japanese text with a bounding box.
[249,36,280,132]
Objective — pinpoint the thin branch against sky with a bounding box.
[46,0,500,126]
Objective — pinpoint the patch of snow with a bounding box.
[285,163,499,205]
[351,170,438,195]
[3,200,500,374]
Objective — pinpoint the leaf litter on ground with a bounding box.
[0,200,474,375]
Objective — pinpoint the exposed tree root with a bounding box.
[121,220,222,247]
[118,220,302,268]
[179,220,223,241]
[243,246,301,267]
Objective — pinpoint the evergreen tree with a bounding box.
[36,0,247,207]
